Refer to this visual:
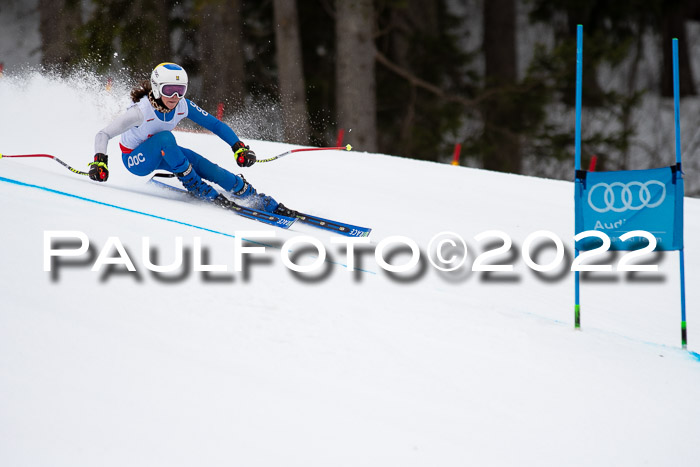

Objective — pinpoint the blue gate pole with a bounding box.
[673,39,682,166]
[574,25,583,329]
[575,25,583,173]
[672,38,687,349]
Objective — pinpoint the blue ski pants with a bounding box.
[121,131,244,192]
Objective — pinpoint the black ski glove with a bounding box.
[233,141,256,167]
[88,153,109,182]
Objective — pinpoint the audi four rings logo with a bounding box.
[587,180,666,213]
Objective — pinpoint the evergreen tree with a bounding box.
[39,0,82,73]
[374,0,474,161]
[526,0,664,171]
[197,0,246,111]
[77,0,172,75]
[482,0,520,173]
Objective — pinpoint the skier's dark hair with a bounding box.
[130,79,152,103]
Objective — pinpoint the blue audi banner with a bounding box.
[575,166,684,251]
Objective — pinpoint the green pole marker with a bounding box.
[575,304,581,329]
[682,321,687,349]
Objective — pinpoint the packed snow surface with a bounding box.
[1,71,699,466]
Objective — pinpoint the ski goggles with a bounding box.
[159,83,187,98]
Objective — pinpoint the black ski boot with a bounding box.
[273,203,298,218]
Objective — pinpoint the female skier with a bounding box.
[88,62,294,216]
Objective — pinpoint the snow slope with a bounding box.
[1,71,700,466]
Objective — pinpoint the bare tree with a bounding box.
[273,0,311,144]
[39,0,82,72]
[197,0,246,112]
[335,0,377,152]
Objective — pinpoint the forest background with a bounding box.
[2,0,700,195]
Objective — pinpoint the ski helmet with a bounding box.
[150,62,188,99]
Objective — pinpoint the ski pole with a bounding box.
[257,144,352,163]
[0,153,90,176]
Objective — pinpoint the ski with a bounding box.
[150,177,296,229]
[220,200,297,229]
[295,212,371,237]
[149,176,371,236]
